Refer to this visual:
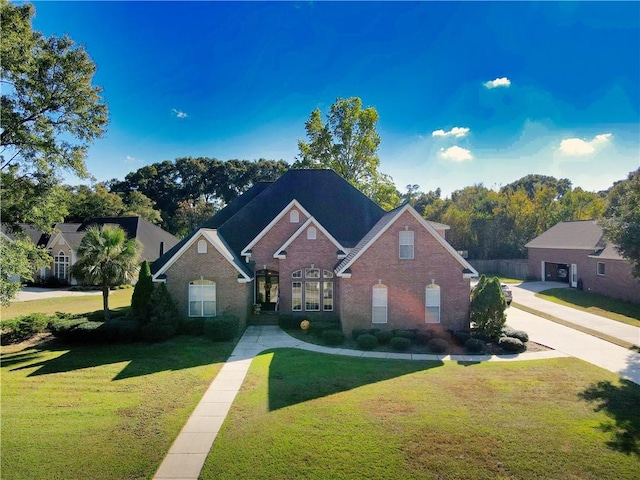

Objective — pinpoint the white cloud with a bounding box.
[440,146,473,162]
[483,77,511,89]
[559,133,612,156]
[172,108,188,119]
[125,155,136,164]
[432,127,470,138]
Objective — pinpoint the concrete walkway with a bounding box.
[511,281,640,346]
[153,326,569,480]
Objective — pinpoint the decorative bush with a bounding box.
[131,260,153,323]
[374,330,394,345]
[310,321,340,337]
[502,325,517,337]
[464,337,485,353]
[0,313,50,344]
[427,338,448,354]
[352,328,373,340]
[278,314,298,329]
[499,336,525,353]
[415,330,432,345]
[511,330,529,343]
[322,329,345,346]
[101,319,140,343]
[356,333,378,350]
[180,317,205,336]
[204,315,240,341]
[140,284,180,342]
[392,329,417,341]
[390,336,411,351]
[470,275,507,340]
[452,330,472,345]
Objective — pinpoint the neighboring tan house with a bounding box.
[152,169,478,334]
[3,216,179,285]
[526,220,640,304]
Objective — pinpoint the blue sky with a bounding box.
[30,1,639,197]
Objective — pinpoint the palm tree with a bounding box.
[71,225,142,321]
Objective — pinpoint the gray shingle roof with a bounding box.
[525,220,605,250]
[152,170,386,275]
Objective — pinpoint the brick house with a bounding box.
[152,169,478,333]
[3,217,178,285]
[526,220,640,304]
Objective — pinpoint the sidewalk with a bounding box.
[511,282,640,346]
[152,326,569,480]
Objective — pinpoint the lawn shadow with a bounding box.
[266,348,443,411]
[579,352,640,457]
[6,336,234,381]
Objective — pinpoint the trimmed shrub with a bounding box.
[415,330,432,345]
[101,319,140,343]
[452,330,472,345]
[0,313,50,344]
[310,321,340,337]
[390,336,411,351]
[322,329,345,346]
[499,336,526,353]
[140,284,180,342]
[374,330,394,345]
[278,314,298,330]
[352,328,373,340]
[356,333,378,350]
[427,338,448,354]
[204,315,239,341]
[180,317,205,336]
[131,260,153,323]
[465,337,485,353]
[393,329,417,341]
[502,326,528,343]
[470,275,507,340]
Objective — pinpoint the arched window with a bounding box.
[290,210,300,223]
[292,270,302,279]
[53,251,70,281]
[307,226,317,240]
[425,283,441,323]
[372,284,388,324]
[197,239,207,254]
[189,280,216,317]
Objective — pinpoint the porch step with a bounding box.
[248,313,280,326]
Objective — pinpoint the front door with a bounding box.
[256,269,279,311]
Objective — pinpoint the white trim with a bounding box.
[152,229,252,282]
[273,216,347,259]
[336,204,478,277]
[372,284,388,324]
[46,232,68,251]
[241,200,312,257]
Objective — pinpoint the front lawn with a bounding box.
[202,349,640,480]
[536,288,640,327]
[1,335,235,480]
[0,288,134,320]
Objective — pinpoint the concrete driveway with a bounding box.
[14,287,102,302]
[506,281,640,385]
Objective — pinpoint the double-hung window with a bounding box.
[425,284,440,323]
[399,231,414,259]
[189,280,216,317]
[372,284,388,323]
[305,282,320,311]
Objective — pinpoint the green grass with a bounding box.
[1,335,236,480]
[202,349,640,480]
[0,289,133,320]
[536,288,640,327]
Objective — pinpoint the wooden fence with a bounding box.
[468,259,530,280]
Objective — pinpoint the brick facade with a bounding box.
[340,211,471,334]
[164,234,252,327]
[528,247,640,304]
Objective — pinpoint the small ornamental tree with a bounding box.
[131,260,153,323]
[140,283,180,342]
[470,275,506,340]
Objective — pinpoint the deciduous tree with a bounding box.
[294,97,400,209]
